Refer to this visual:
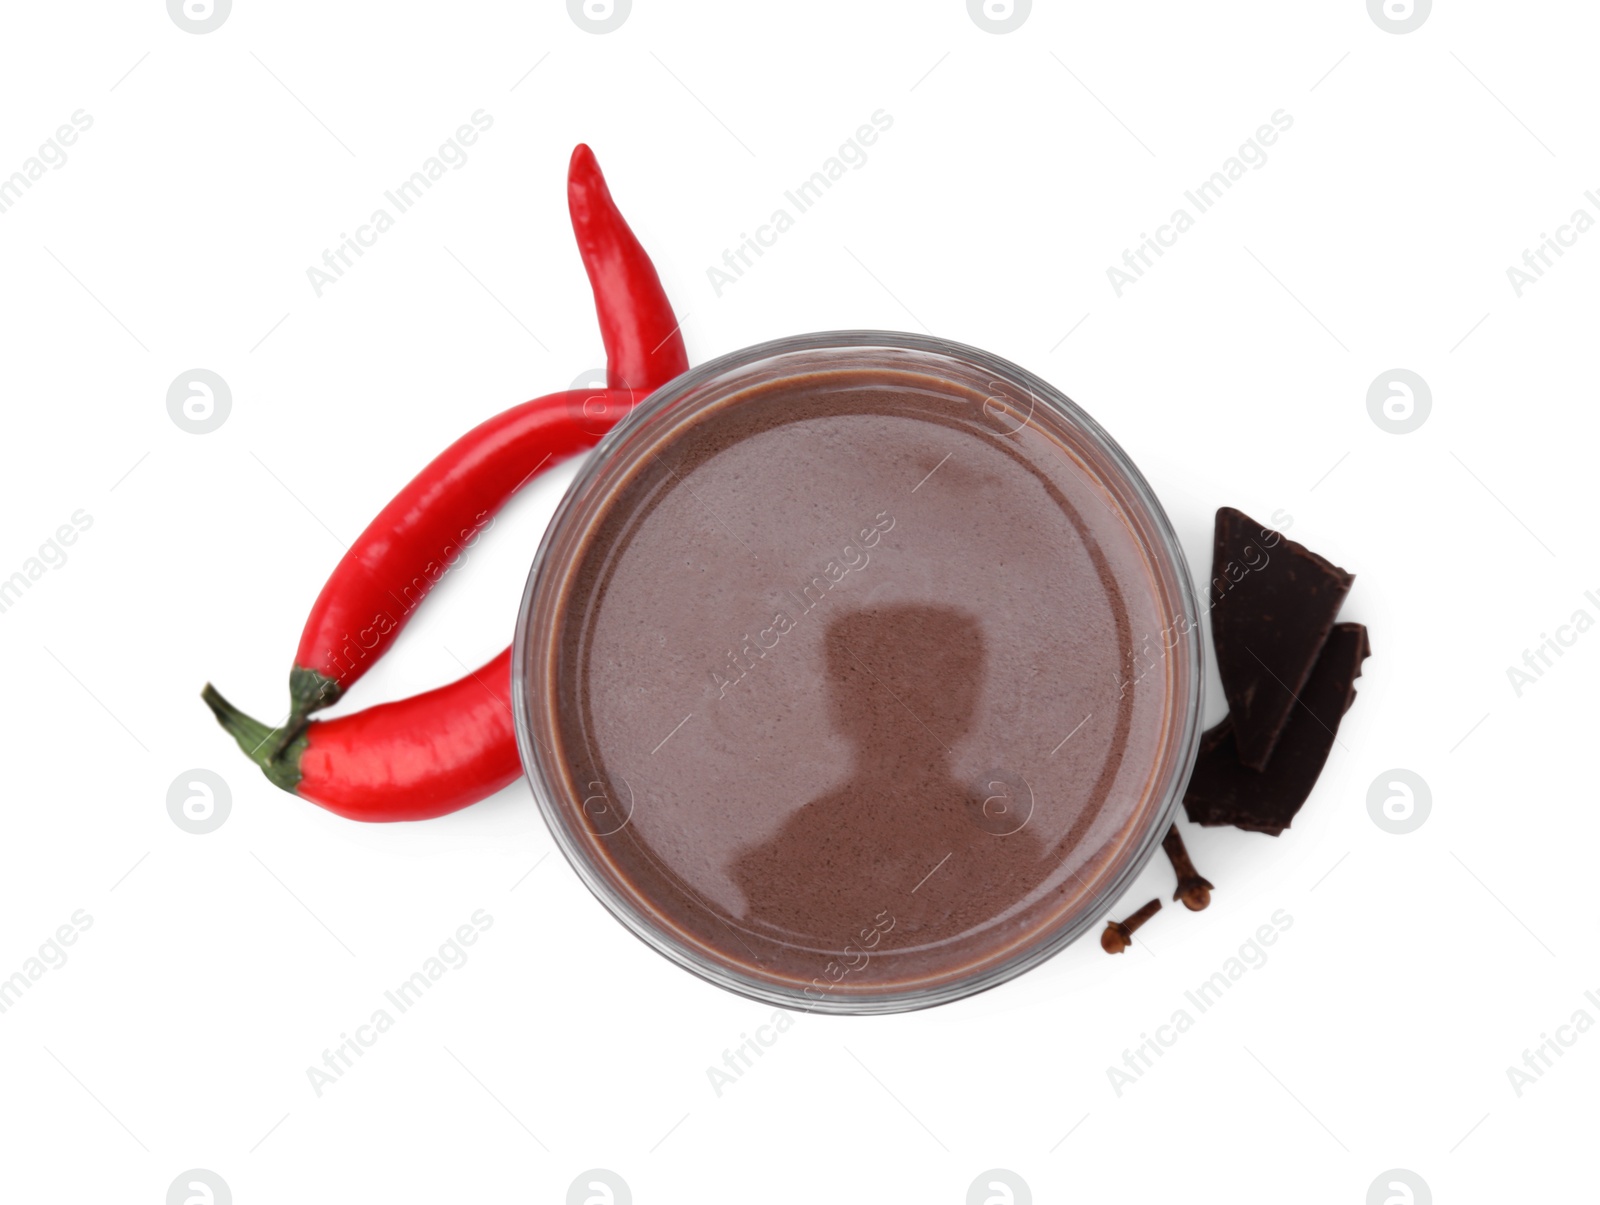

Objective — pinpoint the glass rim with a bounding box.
[511,330,1204,1014]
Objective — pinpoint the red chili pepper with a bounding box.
[282,388,640,729]
[280,146,686,728]
[209,144,689,821]
[202,652,516,822]
[568,143,689,397]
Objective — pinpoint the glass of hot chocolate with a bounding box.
[512,332,1202,1012]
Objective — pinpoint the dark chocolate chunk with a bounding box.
[1183,623,1370,836]
[1209,507,1354,770]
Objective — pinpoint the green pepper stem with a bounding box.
[201,684,304,794]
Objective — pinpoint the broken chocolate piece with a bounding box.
[1183,623,1370,835]
[1208,507,1354,769]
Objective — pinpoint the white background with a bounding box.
[1,2,1595,1202]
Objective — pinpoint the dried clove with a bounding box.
[1161,824,1214,911]
[1100,897,1162,954]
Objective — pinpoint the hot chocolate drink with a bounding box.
[520,350,1195,1006]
